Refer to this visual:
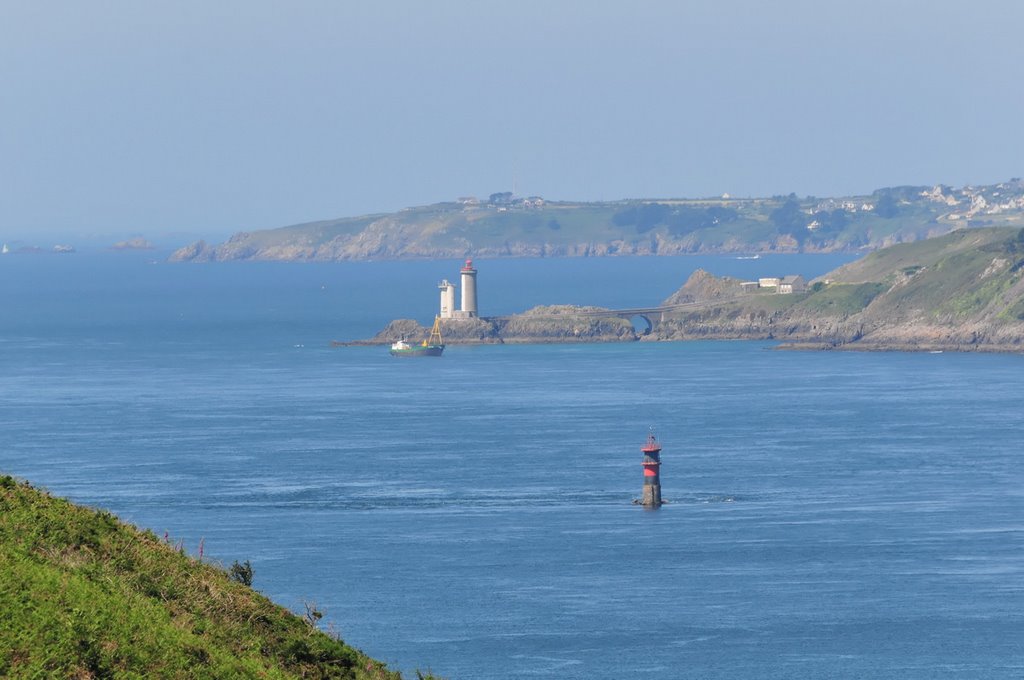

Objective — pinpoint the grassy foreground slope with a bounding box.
[0,475,426,679]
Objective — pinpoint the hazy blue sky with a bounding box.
[2,1,1022,242]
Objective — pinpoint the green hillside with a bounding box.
[825,227,1024,322]
[654,227,1024,351]
[0,474,433,679]
[170,180,1024,262]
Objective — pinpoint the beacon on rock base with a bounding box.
[640,431,663,507]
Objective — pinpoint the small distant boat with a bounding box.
[736,254,761,260]
[390,317,445,357]
[1,244,8,255]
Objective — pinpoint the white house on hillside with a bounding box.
[779,275,807,294]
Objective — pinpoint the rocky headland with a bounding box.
[355,227,1024,353]
[652,227,1024,352]
[171,180,1024,263]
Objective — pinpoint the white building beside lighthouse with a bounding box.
[438,279,456,318]
[440,259,480,319]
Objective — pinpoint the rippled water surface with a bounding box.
[1,253,1021,678]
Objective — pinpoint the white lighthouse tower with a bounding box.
[459,259,478,317]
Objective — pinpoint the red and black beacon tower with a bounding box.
[641,431,663,507]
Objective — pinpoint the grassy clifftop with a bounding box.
[824,226,1024,322]
[0,474,429,679]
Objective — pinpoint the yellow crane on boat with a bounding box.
[389,317,445,357]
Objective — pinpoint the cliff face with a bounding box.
[170,231,806,262]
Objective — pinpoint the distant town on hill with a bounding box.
[170,179,1024,262]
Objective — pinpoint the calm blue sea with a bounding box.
[1,252,1022,679]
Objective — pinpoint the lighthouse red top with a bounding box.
[641,432,661,454]
[462,258,475,271]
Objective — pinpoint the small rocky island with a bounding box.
[356,227,1024,353]
[360,305,638,345]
